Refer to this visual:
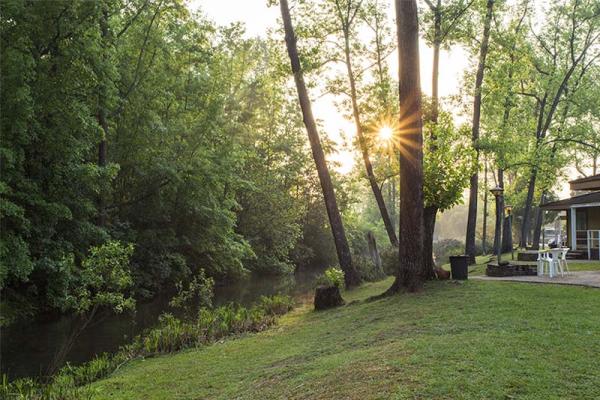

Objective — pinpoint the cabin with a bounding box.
[541,174,600,260]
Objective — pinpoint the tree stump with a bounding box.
[314,285,344,311]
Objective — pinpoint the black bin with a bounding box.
[449,255,469,280]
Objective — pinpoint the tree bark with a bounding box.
[482,158,488,254]
[340,18,398,246]
[501,213,512,253]
[492,168,503,254]
[423,206,437,276]
[531,191,547,250]
[464,0,494,264]
[388,0,426,292]
[279,0,360,288]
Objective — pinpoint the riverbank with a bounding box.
[89,278,600,399]
[1,272,318,380]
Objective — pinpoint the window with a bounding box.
[576,209,588,231]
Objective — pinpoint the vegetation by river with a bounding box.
[2,0,599,398]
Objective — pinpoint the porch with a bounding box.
[541,191,600,260]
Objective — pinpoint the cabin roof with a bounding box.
[541,191,600,210]
[569,174,600,191]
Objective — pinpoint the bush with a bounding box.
[380,247,398,276]
[433,239,464,266]
[317,267,344,288]
[257,294,294,316]
[352,254,386,282]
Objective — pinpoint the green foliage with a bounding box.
[0,0,325,320]
[433,239,465,266]
[169,269,215,311]
[55,241,135,315]
[256,294,294,316]
[317,267,345,288]
[423,112,477,212]
[352,254,386,282]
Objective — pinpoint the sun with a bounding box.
[378,126,393,142]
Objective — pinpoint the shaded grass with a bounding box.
[89,279,600,399]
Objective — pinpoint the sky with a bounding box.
[190,0,579,199]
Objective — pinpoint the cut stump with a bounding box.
[314,285,344,311]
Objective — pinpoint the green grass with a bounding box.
[89,279,600,399]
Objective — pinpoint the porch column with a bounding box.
[570,207,577,250]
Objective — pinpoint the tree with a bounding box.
[464,0,494,264]
[48,240,135,375]
[420,0,476,273]
[329,0,398,247]
[517,0,599,247]
[388,0,426,292]
[278,0,361,288]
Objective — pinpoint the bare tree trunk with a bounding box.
[388,0,426,293]
[340,21,398,246]
[520,167,537,248]
[482,157,488,254]
[531,191,547,250]
[279,0,360,287]
[421,0,441,276]
[493,168,504,254]
[423,206,437,276]
[465,0,494,264]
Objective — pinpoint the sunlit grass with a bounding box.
[90,279,600,399]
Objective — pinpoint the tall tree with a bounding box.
[421,0,474,272]
[330,0,398,246]
[278,0,361,287]
[518,0,599,247]
[464,0,494,264]
[388,0,426,292]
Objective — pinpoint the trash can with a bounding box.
[449,255,469,280]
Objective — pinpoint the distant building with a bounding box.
[541,174,600,259]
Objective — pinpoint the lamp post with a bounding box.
[490,186,504,265]
[504,204,513,260]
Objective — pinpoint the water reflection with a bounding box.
[1,272,317,380]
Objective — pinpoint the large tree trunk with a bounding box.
[341,24,398,246]
[279,0,360,288]
[388,0,426,293]
[464,0,494,264]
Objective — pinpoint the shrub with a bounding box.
[257,294,294,316]
[433,239,464,266]
[352,254,386,282]
[380,247,398,276]
[317,267,344,288]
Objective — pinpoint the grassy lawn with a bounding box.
[89,279,600,399]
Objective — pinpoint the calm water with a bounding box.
[1,272,317,381]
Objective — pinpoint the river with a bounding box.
[1,272,318,381]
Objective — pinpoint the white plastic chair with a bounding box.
[559,247,570,276]
[537,252,546,276]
